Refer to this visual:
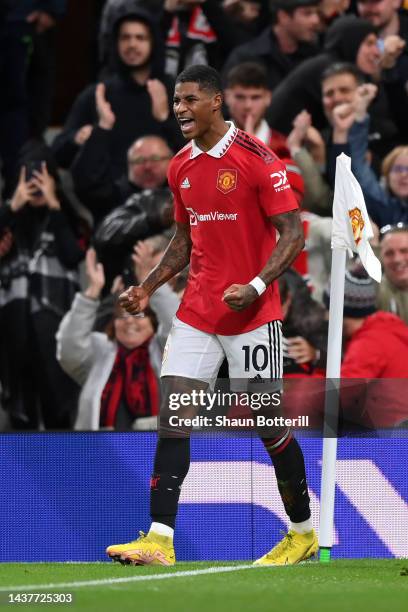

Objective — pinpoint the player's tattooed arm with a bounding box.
[260,209,304,285]
[118,222,191,314]
[223,210,304,312]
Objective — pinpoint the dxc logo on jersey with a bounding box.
[186,207,238,225]
[270,170,290,192]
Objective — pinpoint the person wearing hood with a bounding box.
[52,7,183,175]
[0,142,85,430]
[266,14,395,136]
[222,0,321,90]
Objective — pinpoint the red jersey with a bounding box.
[168,122,299,335]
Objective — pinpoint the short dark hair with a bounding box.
[321,62,364,85]
[270,0,319,22]
[175,65,222,94]
[226,62,269,90]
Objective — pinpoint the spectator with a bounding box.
[26,1,67,139]
[99,0,164,67]
[52,6,182,173]
[279,270,327,376]
[72,129,173,225]
[317,0,350,29]
[337,267,408,428]
[222,0,320,90]
[357,0,408,137]
[357,0,408,48]
[266,15,384,134]
[377,224,408,322]
[330,83,408,226]
[287,109,332,213]
[132,235,184,350]
[223,62,305,204]
[162,0,266,78]
[0,147,84,430]
[57,248,166,431]
[0,1,66,198]
[224,61,293,156]
[93,187,174,289]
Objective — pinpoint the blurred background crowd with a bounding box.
[0,0,408,431]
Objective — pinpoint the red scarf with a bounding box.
[166,7,217,47]
[100,342,159,428]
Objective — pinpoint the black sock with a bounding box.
[150,437,190,529]
[262,431,311,523]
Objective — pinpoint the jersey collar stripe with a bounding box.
[190,121,237,159]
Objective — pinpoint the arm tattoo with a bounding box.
[141,222,192,296]
[258,210,304,286]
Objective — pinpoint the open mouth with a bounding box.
[178,118,196,134]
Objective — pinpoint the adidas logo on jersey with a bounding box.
[181,177,191,189]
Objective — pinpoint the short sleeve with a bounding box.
[167,160,189,224]
[257,157,299,217]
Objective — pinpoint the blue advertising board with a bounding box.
[0,433,406,561]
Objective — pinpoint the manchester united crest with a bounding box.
[217,169,237,194]
[348,207,365,246]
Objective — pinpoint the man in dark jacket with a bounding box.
[52,6,183,175]
[93,187,173,290]
[71,112,173,224]
[222,0,321,90]
[266,15,382,134]
[0,1,65,198]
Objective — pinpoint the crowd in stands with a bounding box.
[0,0,408,431]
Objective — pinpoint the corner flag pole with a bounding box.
[318,248,346,563]
[318,154,381,563]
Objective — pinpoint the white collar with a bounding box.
[254,119,271,145]
[190,121,237,159]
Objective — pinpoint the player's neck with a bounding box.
[194,118,230,152]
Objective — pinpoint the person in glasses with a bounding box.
[377,223,408,323]
[72,132,173,227]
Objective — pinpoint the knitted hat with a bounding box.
[324,265,377,318]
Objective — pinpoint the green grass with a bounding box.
[0,560,407,612]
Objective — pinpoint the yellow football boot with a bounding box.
[106,531,175,566]
[254,529,318,566]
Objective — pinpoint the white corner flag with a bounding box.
[331,153,381,282]
[319,154,381,563]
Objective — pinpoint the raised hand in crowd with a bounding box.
[9,167,37,212]
[84,248,105,301]
[26,10,56,34]
[74,125,93,146]
[287,336,319,365]
[96,83,116,130]
[287,110,313,154]
[146,80,170,123]
[379,35,406,70]
[30,162,60,210]
[331,102,356,144]
[132,240,160,283]
[354,83,378,121]
[287,110,326,165]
